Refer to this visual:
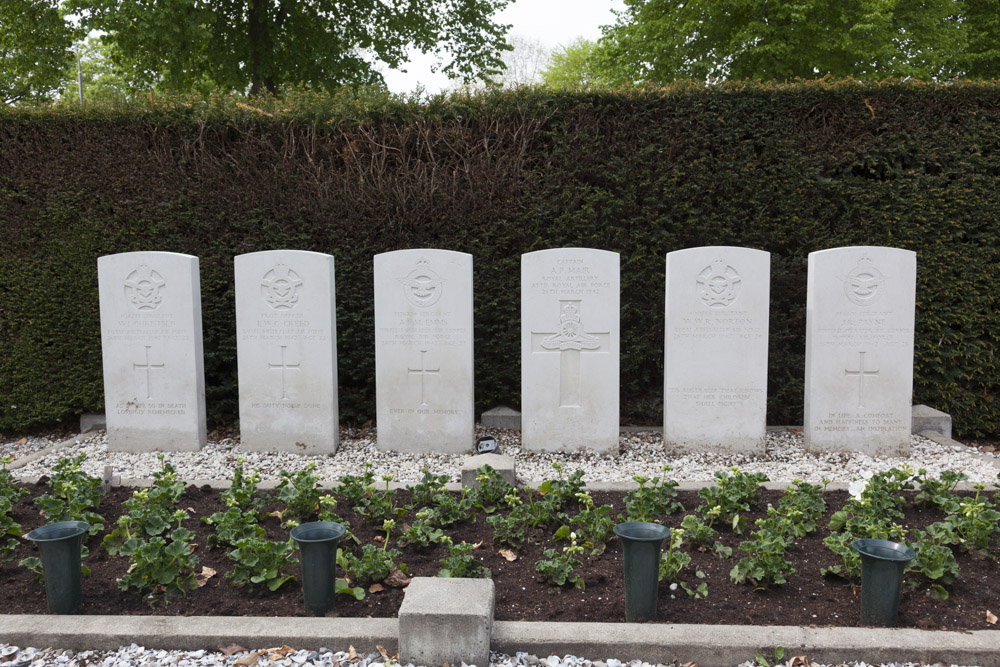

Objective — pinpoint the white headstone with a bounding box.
[664,246,770,454]
[374,249,474,453]
[235,250,338,454]
[804,246,916,455]
[521,248,619,453]
[97,252,207,451]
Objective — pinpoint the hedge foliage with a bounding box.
[1,82,998,437]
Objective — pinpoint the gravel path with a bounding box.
[7,427,998,485]
[0,644,984,667]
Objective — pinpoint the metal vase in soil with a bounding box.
[613,521,670,623]
[290,521,347,616]
[25,520,91,614]
[852,538,916,627]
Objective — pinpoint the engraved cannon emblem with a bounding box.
[399,259,444,308]
[124,265,166,311]
[261,264,303,310]
[840,257,886,306]
[697,260,741,308]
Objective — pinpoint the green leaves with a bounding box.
[227,537,297,592]
[0,0,82,104]
[33,453,104,534]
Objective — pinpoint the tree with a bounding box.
[493,34,549,87]
[57,38,133,105]
[66,0,514,95]
[540,38,616,89]
[1,0,81,104]
[598,0,1000,84]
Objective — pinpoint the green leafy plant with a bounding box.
[358,473,405,523]
[438,540,491,579]
[425,488,474,527]
[276,463,323,525]
[104,458,187,555]
[942,484,1000,556]
[0,458,24,562]
[226,537,297,591]
[116,513,200,602]
[755,646,785,667]
[487,509,527,548]
[399,510,447,549]
[556,491,615,555]
[407,469,450,509]
[535,535,585,590]
[621,466,683,522]
[0,456,28,505]
[914,468,969,511]
[469,465,514,513]
[907,524,961,600]
[339,520,407,587]
[537,462,586,511]
[730,520,797,588]
[658,529,692,583]
[337,462,376,506]
[679,513,718,546]
[696,468,769,534]
[33,452,104,534]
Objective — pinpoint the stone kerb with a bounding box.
[521,248,620,453]
[235,250,339,454]
[804,246,917,456]
[97,251,207,452]
[664,246,770,454]
[374,249,475,453]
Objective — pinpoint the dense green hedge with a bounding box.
[1,82,998,437]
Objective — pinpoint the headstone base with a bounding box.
[398,577,494,667]
[461,453,517,488]
[911,405,952,439]
[481,406,521,430]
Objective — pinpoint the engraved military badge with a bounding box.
[697,260,741,308]
[399,259,444,308]
[124,265,166,311]
[261,264,303,310]
[840,256,886,307]
[542,303,602,352]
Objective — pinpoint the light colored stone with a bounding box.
[804,246,916,455]
[481,406,521,430]
[374,249,474,453]
[79,413,106,433]
[97,252,206,452]
[461,453,517,488]
[235,250,338,454]
[521,248,619,453]
[911,404,952,439]
[398,577,494,667]
[663,246,769,454]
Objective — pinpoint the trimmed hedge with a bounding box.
[1,82,998,437]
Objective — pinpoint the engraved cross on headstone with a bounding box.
[531,301,609,407]
[133,345,165,400]
[268,345,300,400]
[845,350,879,409]
[408,349,439,408]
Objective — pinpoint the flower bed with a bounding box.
[1,456,999,630]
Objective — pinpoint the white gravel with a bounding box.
[9,427,998,485]
[0,645,984,667]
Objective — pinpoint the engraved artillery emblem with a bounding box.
[696,260,741,308]
[840,256,886,307]
[399,259,444,308]
[124,265,166,311]
[261,265,303,310]
[531,301,609,408]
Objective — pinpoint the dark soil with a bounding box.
[2,484,999,630]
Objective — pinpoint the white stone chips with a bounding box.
[374,249,474,453]
[804,246,916,456]
[98,251,207,452]
[521,248,620,454]
[235,250,339,454]
[664,246,769,454]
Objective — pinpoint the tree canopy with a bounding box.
[540,38,616,89]
[1,0,81,104]
[65,0,513,95]
[596,0,1000,84]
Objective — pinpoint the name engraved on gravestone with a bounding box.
[804,247,916,455]
[664,247,769,454]
[522,248,619,453]
[374,250,474,453]
[98,252,207,451]
[235,251,338,454]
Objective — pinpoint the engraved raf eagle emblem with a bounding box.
[261,264,303,310]
[124,265,166,311]
[840,256,886,307]
[399,259,444,308]
[696,260,741,308]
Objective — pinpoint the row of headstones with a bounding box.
[98,245,916,457]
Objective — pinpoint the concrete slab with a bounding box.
[481,406,521,430]
[912,404,952,439]
[80,413,107,433]
[398,577,494,667]
[461,453,517,488]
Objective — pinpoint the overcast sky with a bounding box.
[381,0,626,94]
